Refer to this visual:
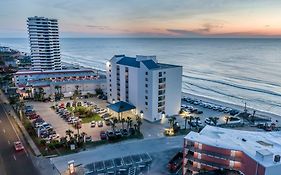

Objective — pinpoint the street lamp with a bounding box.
[161,111,165,120]
[68,160,75,174]
[112,99,115,104]
[140,110,144,119]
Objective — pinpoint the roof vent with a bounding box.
[274,155,280,163]
[242,138,247,142]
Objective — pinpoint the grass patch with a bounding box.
[80,113,101,123]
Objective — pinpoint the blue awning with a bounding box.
[107,101,136,113]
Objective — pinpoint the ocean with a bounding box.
[1,38,281,116]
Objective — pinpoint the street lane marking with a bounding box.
[8,140,10,145]
[0,119,2,123]
[2,129,5,134]
[0,105,20,140]
[13,155,16,161]
[0,105,29,157]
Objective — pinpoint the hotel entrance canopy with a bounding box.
[107,101,136,113]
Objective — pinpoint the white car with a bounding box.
[90,121,96,128]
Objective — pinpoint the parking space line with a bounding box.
[8,140,10,145]
[13,155,16,161]
[2,128,5,134]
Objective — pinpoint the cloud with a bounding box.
[167,22,224,36]
[86,25,110,30]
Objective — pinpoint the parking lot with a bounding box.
[84,153,152,175]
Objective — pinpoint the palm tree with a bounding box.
[189,116,194,129]
[25,89,32,98]
[111,118,118,131]
[121,118,126,129]
[225,116,230,124]
[168,116,177,129]
[194,116,200,127]
[133,123,138,131]
[183,115,189,130]
[126,117,133,129]
[210,117,219,126]
[65,129,74,139]
[136,117,142,132]
[38,87,45,101]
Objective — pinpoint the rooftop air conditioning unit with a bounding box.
[274,155,280,163]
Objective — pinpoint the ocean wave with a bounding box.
[182,74,281,98]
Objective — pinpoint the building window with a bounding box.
[159,72,162,77]
[198,143,202,149]
[145,78,148,81]
[145,84,148,88]
[145,102,148,105]
[145,96,148,100]
[145,72,148,75]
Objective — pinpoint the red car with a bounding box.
[14,141,24,151]
[100,131,107,140]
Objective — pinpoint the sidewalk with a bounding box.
[0,90,41,156]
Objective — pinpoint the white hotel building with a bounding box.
[27,16,61,70]
[106,55,182,122]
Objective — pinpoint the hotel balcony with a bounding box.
[185,147,241,162]
[185,154,231,170]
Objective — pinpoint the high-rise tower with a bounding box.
[27,16,61,70]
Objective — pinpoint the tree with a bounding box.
[194,116,200,127]
[168,116,177,129]
[183,115,189,130]
[225,116,230,124]
[65,129,74,140]
[136,117,142,133]
[111,118,118,131]
[210,117,219,126]
[72,85,81,106]
[25,89,32,99]
[121,118,126,129]
[95,88,103,95]
[126,117,133,129]
[189,116,194,129]
[133,124,137,131]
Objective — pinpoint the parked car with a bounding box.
[85,136,93,142]
[90,121,96,128]
[100,131,107,140]
[120,129,129,136]
[97,121,103,127]
[205,118,215,125]
[107,130,115,139]
[115,130,122,139]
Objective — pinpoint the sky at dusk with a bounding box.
[1,0,281,38]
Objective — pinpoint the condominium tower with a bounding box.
[106,55,182,122]
[27,16,61,70]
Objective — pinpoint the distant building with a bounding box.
[14,69,106,98]
[106,55,182,122]
[27,16,61,70]
[0,46,12,52]
[183,125,281,175]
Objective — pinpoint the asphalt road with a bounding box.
[0,102,40,175]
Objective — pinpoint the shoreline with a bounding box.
[3,46,280,123]
[182,92,281,126]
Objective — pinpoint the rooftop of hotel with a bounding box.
[14,69,95,75]
[185,125,281,167]
[113,55,181,70]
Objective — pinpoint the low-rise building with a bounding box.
[183,125,281,175]
[106,55,182,122]
[14,69,106,98]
